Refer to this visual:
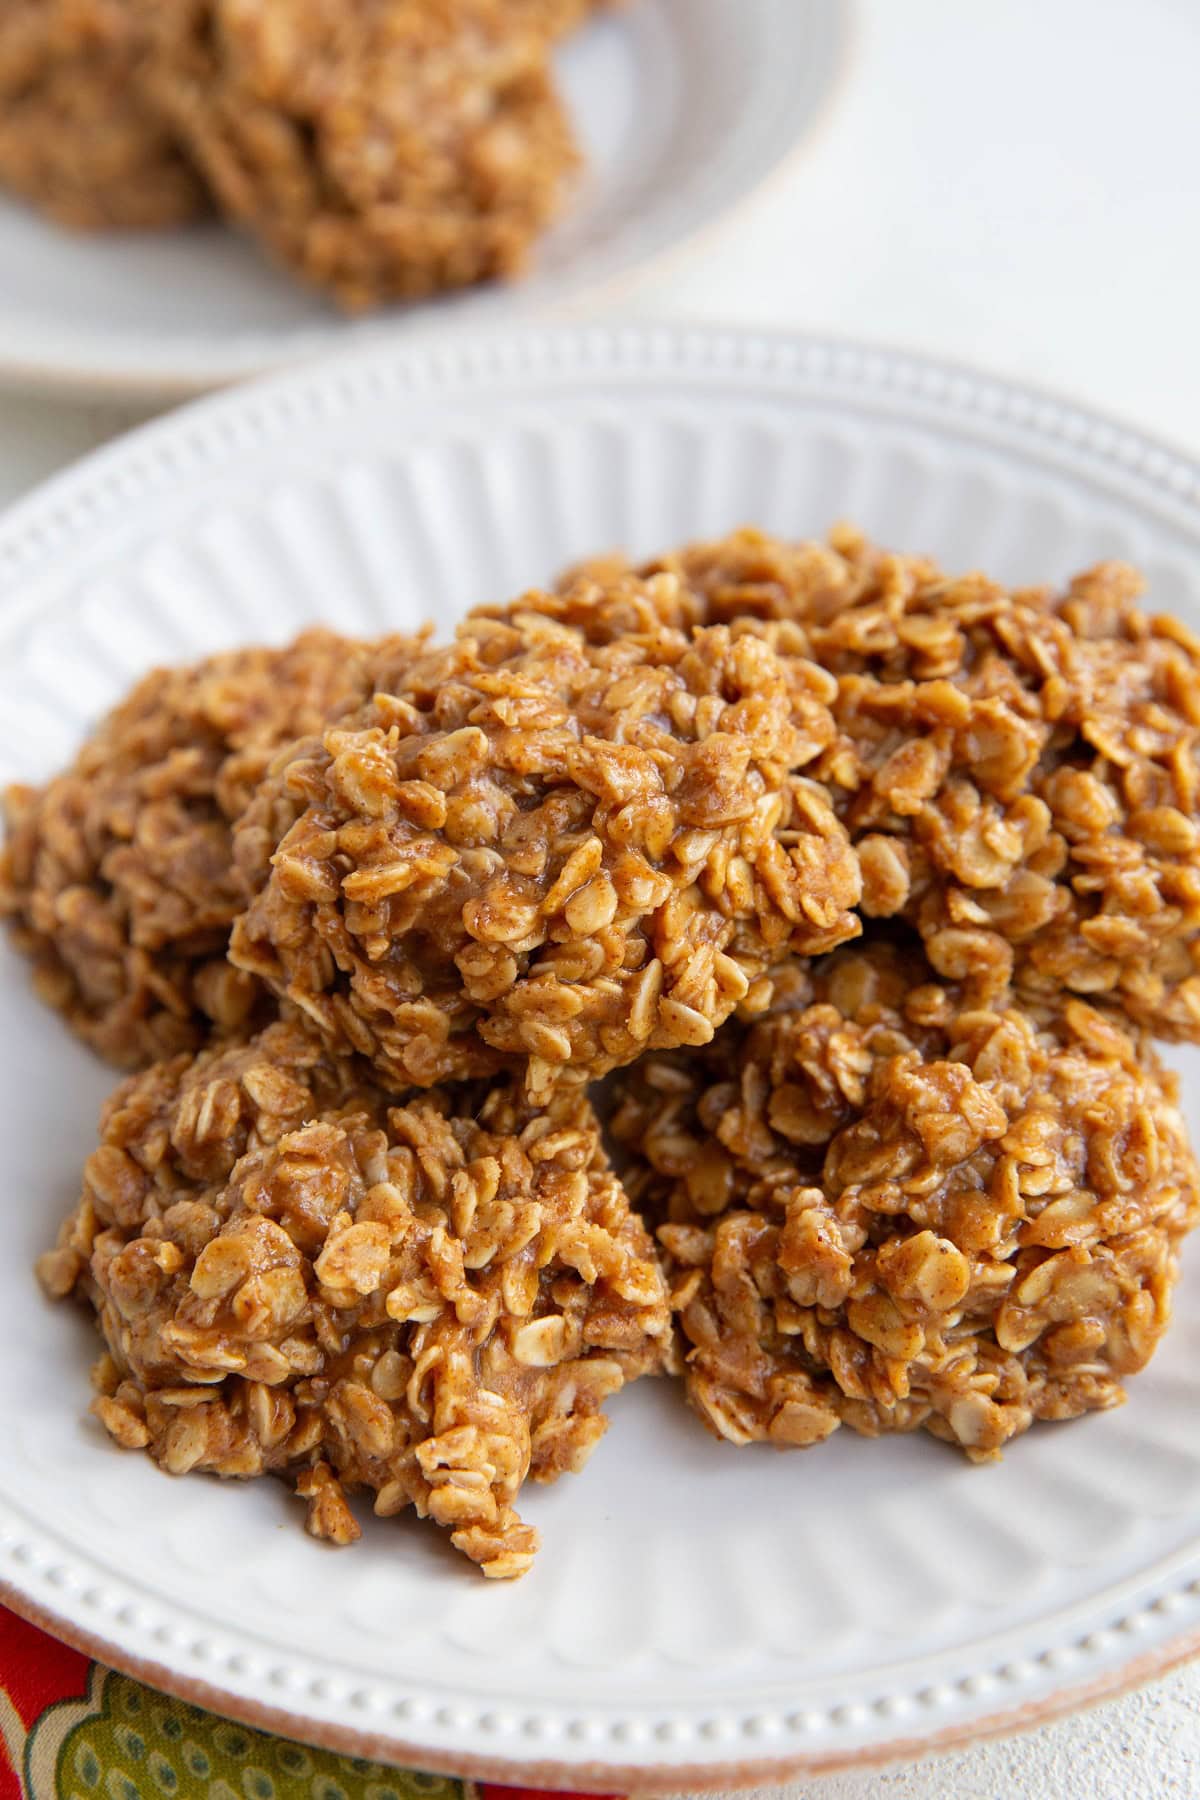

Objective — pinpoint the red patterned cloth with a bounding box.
[0,1605,608,1800]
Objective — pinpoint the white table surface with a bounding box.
[0,0,1197,1793]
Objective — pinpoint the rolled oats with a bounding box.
[16,518,1200,1568]
[610,937,1200,1459]
[147,0,581,311]
[41,1017,670,1577]
[557,529,1200,1041]
[230,603,861,1095]
[0,0,616,308]
[1,629,421,1068]
[0,0,206,230]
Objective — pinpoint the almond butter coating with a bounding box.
[15,521,1200,1570]
[146,0,582,311]
[229,602,862,1097]
[0,0,208,231]
[1,0,618,306]
[1,630,422,1067]
[40,1018,671,1578]
[610,937,1200,1459]
[557,527,1200,1042]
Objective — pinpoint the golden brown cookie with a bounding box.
[556,528,1200,1041]
[1,630,422,1067]
[230,601,861,1096]
[147,0,581,309]
[40,1019,671,1578]
[0,0,206,230]
[611,936,1199,1459]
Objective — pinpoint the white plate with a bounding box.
[0,0,847,401]
[2,326,1200,1791]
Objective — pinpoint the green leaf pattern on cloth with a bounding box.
[25,1665,471,1800]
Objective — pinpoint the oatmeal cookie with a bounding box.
[556,528,1200,1040]
[39,1019,671,1578]
[147,0,580,311]
[610,937,1199,1459]
[230,605,861,1097]
[1,630,421,1068]
[0,0,205,230]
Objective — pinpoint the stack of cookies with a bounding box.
[0,0,614,308]
[7,524,1199,1576]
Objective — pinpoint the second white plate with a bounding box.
[0,0,847,399]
